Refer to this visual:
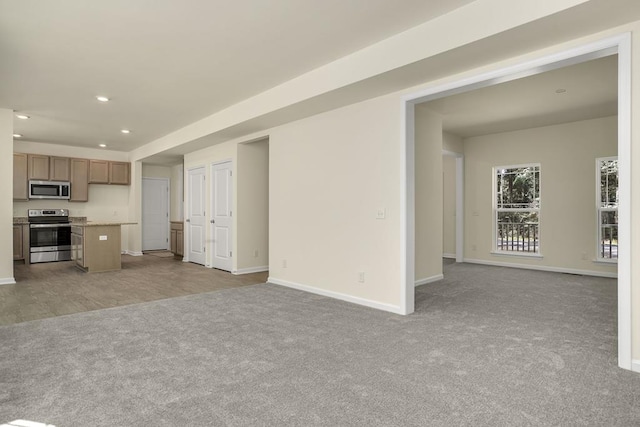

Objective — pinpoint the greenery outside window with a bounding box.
[494,164,541,254]
[597,157,618,261]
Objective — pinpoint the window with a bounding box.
[597,157,618,261]
[494,164,540,254]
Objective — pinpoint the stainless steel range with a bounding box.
[28,209,72,263]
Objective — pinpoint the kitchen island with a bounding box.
[71,222,135,273]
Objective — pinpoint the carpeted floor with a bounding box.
[1,262,639,426]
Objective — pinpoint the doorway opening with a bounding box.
[234,138,269,275]
[142,177,170,251]
[403,34,631,370]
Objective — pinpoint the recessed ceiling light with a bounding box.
[16,114,30,119]
[96,96,110,102]
[121,129,130,134]
[99,143,107,148]
[13,134,22,138]
[555,88,567,94]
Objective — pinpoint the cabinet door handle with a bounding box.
[210,219,215,224]
[186,219,190,222]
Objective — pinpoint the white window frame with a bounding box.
[492,163,542,257]
[596,156,618,263]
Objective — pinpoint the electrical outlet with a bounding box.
[254,249,259,258]
[358,272,365,283]
[282,259,287,268]
[472,244,477,251]
[581,252,588,260]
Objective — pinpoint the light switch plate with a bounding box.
[99,235,107,240]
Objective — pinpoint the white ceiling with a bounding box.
[0,0,474,152]
[423,54,618,138]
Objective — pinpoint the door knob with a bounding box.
[186,219,191,222]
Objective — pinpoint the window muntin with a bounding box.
[494,165,540,254]
[597,157,618,260]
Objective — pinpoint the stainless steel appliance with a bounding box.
[29,180,71,200]
[28,209,72,263]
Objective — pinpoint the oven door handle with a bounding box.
[30,223,72,228]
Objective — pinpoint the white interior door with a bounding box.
[142,178,169,251]
[211,161,233,272]
[187,166,206,265]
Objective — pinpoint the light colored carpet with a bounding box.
[1,262,639,426]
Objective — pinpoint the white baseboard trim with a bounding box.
[632,360,640,373]
[233,266,269,275]
[443,253,456,259]
[268,277,404,315]
[415,274,444,287]
[463,258,617,278]
[0,277,16,286]
[0,277,16,285]
[123,250,143,256]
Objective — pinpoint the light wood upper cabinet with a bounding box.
[89,160,130,185]
[14,153,130,203]
[89,160,109,183]
[70,158,89,202]
[109,162,130,185]
[50,156,70,181]
[28,154,50,180]
[13,153,28,200]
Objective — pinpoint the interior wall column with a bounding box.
[127,160,143,255]
[0,109,15,283]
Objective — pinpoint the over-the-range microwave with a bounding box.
[29,180,71,200]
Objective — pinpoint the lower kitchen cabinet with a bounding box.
[170,222,184,257]
[71,224,122,272]
[13,225,26,261]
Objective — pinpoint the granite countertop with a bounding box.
[14,216,86,225]
[13,217,27,225]
[73,221,137,227]
[14,216,136,226]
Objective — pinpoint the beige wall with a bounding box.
[443,132,462,259]
[443,155,457,257]
[15,140,129,161]
[415,106,444,283]
[443,132,464,154]
[269,94,402,308]
[463,116,617,275]
[236,139,269,271]
[142,164,172,179]
[170,164,184,222]
[1,109,14,283]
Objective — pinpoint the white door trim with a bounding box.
[402,33,632,371]
[142,177,170,251]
